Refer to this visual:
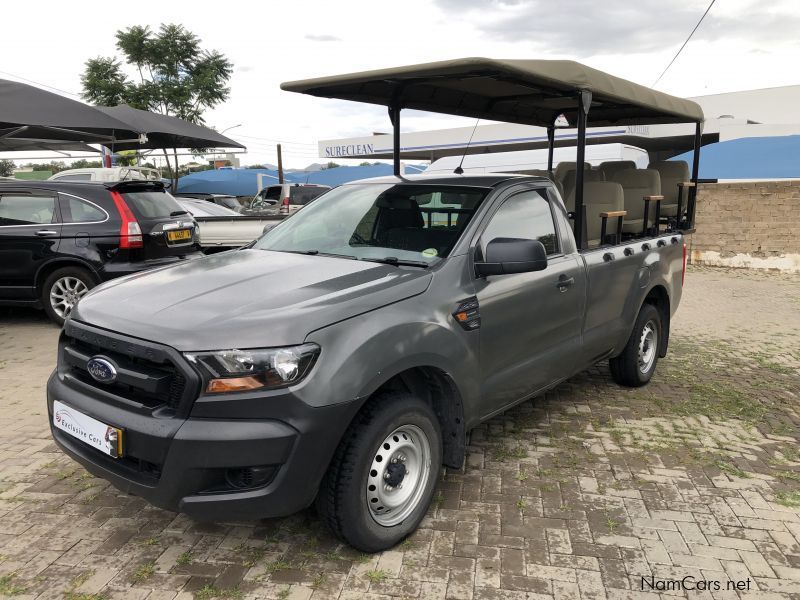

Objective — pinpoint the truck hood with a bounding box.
[73,249,432,350]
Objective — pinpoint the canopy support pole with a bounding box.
[546,124,555,176]
[687,121,702,230]
[574,90,592,251]
[388,103,401,177]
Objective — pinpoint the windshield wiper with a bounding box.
[362,257,430,268]
[281,249,358,260]
[170,210,189,216]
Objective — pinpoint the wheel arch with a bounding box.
[642,284,671,357]
[357,361,467,471]
[35,258,100,294]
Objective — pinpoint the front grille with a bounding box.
[60,320,198,414]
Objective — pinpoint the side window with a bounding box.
[481,190,559,256]
[61,195,106,223]
[0,195,57,226]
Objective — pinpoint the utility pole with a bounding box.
[277,144,284,183]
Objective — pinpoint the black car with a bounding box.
[0,180,201,324]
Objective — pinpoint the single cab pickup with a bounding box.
[48,173,684,551]
[47,57,702,552]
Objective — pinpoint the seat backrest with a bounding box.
[648,160,689,205]
[610,169,661,221]
[566,181,625,243]
[554,161,590,183]
[599,160,637,180]
[375,197,424,245]
[562,168,605,200]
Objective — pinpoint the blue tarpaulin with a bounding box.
[671,135,800,180]
[177,163,427,196]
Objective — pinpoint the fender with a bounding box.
[34,257,101,291]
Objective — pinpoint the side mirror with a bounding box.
[475,237,548,277]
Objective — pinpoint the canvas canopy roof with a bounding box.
[96,105,245,151]
[0,78,136,144]
[282,57,704,127]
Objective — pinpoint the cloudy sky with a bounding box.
[2,0,798,168]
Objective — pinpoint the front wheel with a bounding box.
[316,391,442,552]
[609,303,662,387]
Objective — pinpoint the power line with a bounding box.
[652,0,717,87]
[0,69,82,98]
[235,133,318,146]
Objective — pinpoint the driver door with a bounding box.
[474,188,584,419]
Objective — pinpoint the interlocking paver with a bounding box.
[0,265,799,599]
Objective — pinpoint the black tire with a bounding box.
[316,391,442,552]
[609,303,662,387]
[41,266,96,326]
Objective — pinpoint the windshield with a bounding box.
[255,183,490,264]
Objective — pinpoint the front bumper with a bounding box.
[47,369,359,521]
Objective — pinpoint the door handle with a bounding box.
[556,275,575,291]
[35,230,58,237]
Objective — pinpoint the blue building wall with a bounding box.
[671,135,800,180]
[177,164,427,196]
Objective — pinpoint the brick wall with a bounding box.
[687,180,800,271]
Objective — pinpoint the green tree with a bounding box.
[322,162,342,170]
[23,161,68,174]
[80,23,233,187]
[0,159,15,177]
[71,159,102,169]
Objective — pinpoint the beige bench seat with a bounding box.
[609,168,661,233]
[566,181,625,246]
[649,160,690,217]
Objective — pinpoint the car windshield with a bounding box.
[255,183,490,264]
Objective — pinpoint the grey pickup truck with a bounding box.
[47,58,703,552]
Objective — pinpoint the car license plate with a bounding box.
[53,400,122,458]
[166,229,192,242]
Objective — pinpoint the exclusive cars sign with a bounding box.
[53,400,122,458]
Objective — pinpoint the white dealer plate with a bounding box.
[53,400,122,458]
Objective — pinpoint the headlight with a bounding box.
[185,343,320,394]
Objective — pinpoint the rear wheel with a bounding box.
[41,266,95,326]
[609,303,661,387]
[316,391,442,552]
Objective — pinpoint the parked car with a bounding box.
[175,197,282,251]
[0,180,200,324]
[174,192,244,213]
[48,167,161,183]
[247,183,331,215]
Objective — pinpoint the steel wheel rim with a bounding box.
[50,276,88,319]
[638,320,657,374]
[366,424,431,527]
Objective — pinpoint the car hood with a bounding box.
[73,249,432,350]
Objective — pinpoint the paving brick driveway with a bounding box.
[1,266,799,600]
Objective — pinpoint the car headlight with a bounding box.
[185,343,320,394]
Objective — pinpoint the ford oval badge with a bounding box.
[86,357,117,384]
